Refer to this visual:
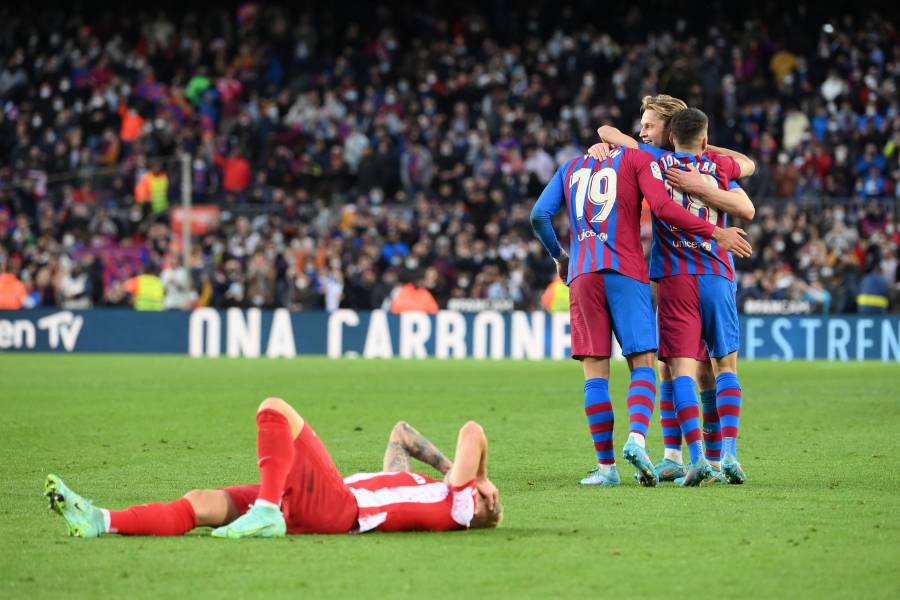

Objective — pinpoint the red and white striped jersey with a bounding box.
[343,471,478,533]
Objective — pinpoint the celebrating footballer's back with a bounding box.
[530,136,751,487]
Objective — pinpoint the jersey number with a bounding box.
[572,167,617,224]
[666,173,720,225]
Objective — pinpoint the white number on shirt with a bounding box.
[665,172,720,225]
[572,167,617,224]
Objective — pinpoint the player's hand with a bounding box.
[587,141,613,161]
[665,164,709,195]
[712,227,752,258]
[554,250,569,284]
[476,478,499,511]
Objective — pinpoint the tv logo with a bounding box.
[0,311,83,351]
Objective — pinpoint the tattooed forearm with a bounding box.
[383,441,411,472]
[383,421,453,474]
[397,422,453,474]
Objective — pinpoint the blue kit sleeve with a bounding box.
[637,143,666,161]
[530,165,566,258]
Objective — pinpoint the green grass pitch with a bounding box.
[1,355,898,599]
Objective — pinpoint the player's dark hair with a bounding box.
[669,108,709,146]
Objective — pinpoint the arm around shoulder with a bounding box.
[697,186,755,221]
[597,125,639,149]
[707,144,756,178]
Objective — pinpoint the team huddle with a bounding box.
[46,94,750,540]
[531,94,751,487]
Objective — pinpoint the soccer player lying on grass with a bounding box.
[45,397,503,538]
[530,124,752,488]
[589,99,751,486]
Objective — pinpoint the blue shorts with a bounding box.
[570,271,658,359]
[657,274,740,360]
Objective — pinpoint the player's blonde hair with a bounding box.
[470,498,504,529]
[640,94,688,124]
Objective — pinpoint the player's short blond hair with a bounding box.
[470,498,504,529]
[640,95,688,124]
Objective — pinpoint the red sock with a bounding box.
[256,409,295,505]
[108,498,196,536]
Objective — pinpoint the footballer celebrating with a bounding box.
[46,397,502,538]
[592,102,753,485]
[529,137,751,487]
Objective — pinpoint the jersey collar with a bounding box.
[672,151,700,164]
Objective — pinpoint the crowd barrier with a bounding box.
[1,309,899,362]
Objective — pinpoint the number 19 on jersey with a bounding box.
[572,167,617,225]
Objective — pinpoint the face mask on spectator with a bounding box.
[834,146,847,162]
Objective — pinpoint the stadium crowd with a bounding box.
[0,2,897,313]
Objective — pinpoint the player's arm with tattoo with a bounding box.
[382,421,453,474]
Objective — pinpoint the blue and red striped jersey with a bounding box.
[638,144,742,281]
[530,147,716,284]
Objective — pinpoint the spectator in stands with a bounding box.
[857,253,891,314]
[319,268,344,313]
[58,257,93,310]
[124,264,165,312]
[854,144,887,177]
[0,3,897,314]
[117,102,144,149]
[135,162,170,216]
[161,256,196,310]
[285,272,322,311]
[541,277,569,313]
[389,275,439,314]
[800,273,833,314]
[0,253,26,310]
[212,145,251,197]
[245,249,276,308]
